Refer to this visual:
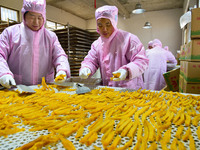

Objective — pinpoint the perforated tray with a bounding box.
[0,86,200,150]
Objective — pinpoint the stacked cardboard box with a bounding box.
[179,8,200,94]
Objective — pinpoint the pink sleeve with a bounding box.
[166,51,177,65]
[120,36,149,79]
[52,33,71,78]
[0,28,14,78]
[80,42,99,75]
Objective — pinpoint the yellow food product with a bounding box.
[54,74,66,82]
[189,135,196,150]
[197,126,200,140]
[178,140,186,150]
[127,121,138,138]
[116,138,133,150]
[110,72,121,80]
[170,138,178,150]
[182,127,191,141]
[58,134,76,150]
[75,125,84,139]
[86,132,98,146]
[102,130,115,147]
[175,125,184,139]
[147,142,157,150]
[107,135,121,150]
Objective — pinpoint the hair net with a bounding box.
[95,5,118,32]
[152,39,162,48]
[21,0,46,22]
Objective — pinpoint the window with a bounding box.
[46,20,65,30]
[0,6,19,22]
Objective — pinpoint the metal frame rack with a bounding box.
[53,25,99,76]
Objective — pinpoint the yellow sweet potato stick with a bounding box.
[107,135,121,150]
[127,121,138,138]
[116,118,131,133]
[54,74,66,82]
[197,126,200,140]
[58,135,76,150]
[137,124,143,142]
[15,135,44,150]
[116,138,133,150]
[79,131,95,144]
[75,125,84,139]
[160,140,170,150]
[146,120,155,142]
[178,140,186,150]
[185,113,191,126]
[189,135,196,150]
[102,130,115,147]
[133,138,141,150]
[110,73,120,80]
[140,138,147,150]
[86,132,98,146]
[162,128,171,143]
[170,138,178,150]
[175,113,185,126]
[143,120,149,141]
[182,127,191,141]
[175,125,184,140]
[120,121,133,137]
[192,115,200,127]
[147,142,157,150]
[156,129,162,142]
[101,119,115,133]
[93,145,101,150]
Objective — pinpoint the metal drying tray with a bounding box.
[0,86,200,150]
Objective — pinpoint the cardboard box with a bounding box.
[162,85,170,91]
[185,39,200,61]
[183,61,200,82]
[180,61,185,77]
[179,44,186,60]
[163,67,180,92]
[183,79,200,94]
[179,74,184,93]
[191,8,200,39]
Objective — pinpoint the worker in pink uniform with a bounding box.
[79,5,149,90]
[144,39,177,90]
[0,0,70,88]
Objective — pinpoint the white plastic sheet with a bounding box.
[180,11,191,29]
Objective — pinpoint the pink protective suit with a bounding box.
[144,39,177,90]
[80,5,149,90]
[0,0,70,85]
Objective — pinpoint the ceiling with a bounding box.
[46,0,184,20]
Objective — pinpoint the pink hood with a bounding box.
[152,39,162,48]
[95,5,118,34]
[21,0,46,25]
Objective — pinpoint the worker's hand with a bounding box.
[112,69,128,81]
[79,68,91,79]
[0,74,16,88]
[55,71,67,83]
